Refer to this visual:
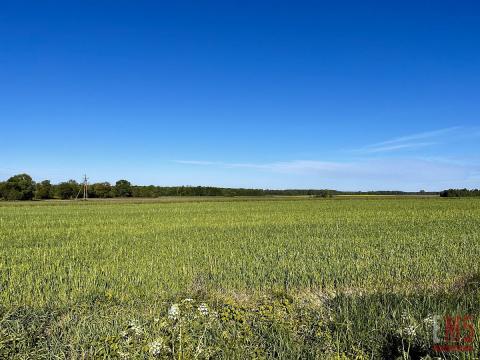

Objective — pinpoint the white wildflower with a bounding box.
[403,325,416,337]
[168,303,180,320]
[128,320,142,335]
[423,314,435,326]
[149,339,166,357]
[198,303,209,316]
[117,351,129,359]
[133,325,142,335]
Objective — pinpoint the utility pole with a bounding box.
[82,174,88,200]
[75,174,88,200]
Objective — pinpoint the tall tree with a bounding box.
[55,180,80,200]
[0,174,35,200]
[92,182,113,198]
[35,180,54,199]
[115,180,132,197]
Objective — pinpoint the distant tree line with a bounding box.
[439,189,480,197]
[0,174,327,200]
[0,174,130,200]
[0,173,457,201]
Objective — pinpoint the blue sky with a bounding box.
[1,1,479,190]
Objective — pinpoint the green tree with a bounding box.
[0,174,35,200]
[92,182,113,198]
[115,180,132,197]
[35,180,54,199]
[315,190,334,198]
[55,180,80,200]
[0,182,6,199]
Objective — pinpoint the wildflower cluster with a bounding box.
[168,304,180,320]
[198,303,209,316]
[396,309,420,341]
[127,320,143,336]
[148,338,169,357]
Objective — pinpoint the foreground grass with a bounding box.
[0,197,479,358]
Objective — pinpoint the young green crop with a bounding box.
[0,197,479,358]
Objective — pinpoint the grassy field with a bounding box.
[0,197,479,359]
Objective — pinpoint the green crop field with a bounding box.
[0,197,479,359]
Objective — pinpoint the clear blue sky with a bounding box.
[1,1,479,191]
